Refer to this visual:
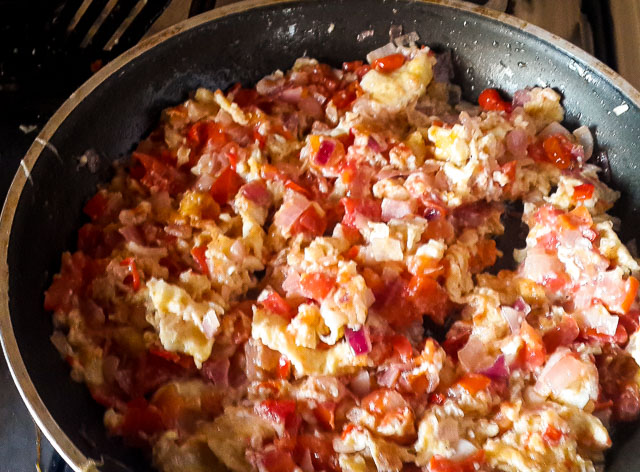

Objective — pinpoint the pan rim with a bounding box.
[1,0,639,470]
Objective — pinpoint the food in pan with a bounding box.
[45,33,640,472]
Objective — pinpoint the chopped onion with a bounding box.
[389,24,403,41]
[299,96,324,119]
[381,198,416,221]
[534,350,584,397]
[579,303,619,336]
[282,270,303,296]
[376,167,411,180]
[201,356,230,386]
[195,173,215,192]
[437,418,459,443]
[299,449,314,472]
[230,240,246,262]
[505,128,528,157]
[118,225,145,246]
[433,51,454,83]
[126,241,168,258]
[367,135,382,153]
[202,311,220,339]
[457,336,492,372]
[366,42,398,63]
[315,139,336,165]
[349,370,371,397]
[274,192,311,232]
[513,297,531,315]
[480,355,509,380]
[256,73,285,95]
[539,121,572,139]
[394,31,420,47]
[51,331,73,357]
[164,224,192,239]
[573,125,594,159]
[589,151,611,184]
[377,365,401,388]
[345,326,372,355]
[512,89,531,107]
[452,439,477,460]
[278,86,305,104]
[241,181,271,206]
[501,306,525,334]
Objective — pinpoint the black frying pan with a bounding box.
[2,0,640,470]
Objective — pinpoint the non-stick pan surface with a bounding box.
[2,0,640,470]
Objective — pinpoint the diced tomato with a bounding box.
[372,53,406,73]
[284,179,312,198]
[583,324,629,346]
[260,291,293,319]
[543,316,580,353]
[44,252,101,312]
[406,275,450,325]
[187,121,228,149]
[119,398,165,446]
[442,322,472,360]
[190,246,209,276]
[83,191,109,221]
[573,183,595,202]
[527,140,547,162]
[256,399,298,427]
[132,152,188,195]
[226,143,239,170]
[295,434,340,471]
[500,160,517,182]
[455,374,491,395]
[622,276,639,314]
[478,88,512,113]
[210,166,244,205]
[513,321,546,370]
[341,197,382,229]
[389,335,414,362]
[253,128,266,149]
[332,81,361,110]
[277,356,291,380]
[313,401,336,430]
[342,60,364,73]
[408,254,444,279]
[290,205,327,236]
[362,389,407,417]
[300,272,335,300]
[254,447,298,472]
[429,392,446,405]
[469,239,498,273]
[429,450,486,472]
[619,310,640,336]
[542,134,575,170]
[558,205,593,231]
[542,425,563,445]
[120,257,141,291]
[241,180,271,206]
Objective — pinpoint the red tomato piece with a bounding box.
[83,191,109,221]
[513,321,546,370]
[429,450,486,472]
[256,399,298,427]
[478,88,512,113]
[187,121,228,149]
[542,425,563,445]
[455,374,491,395]
[254,447,298,472]
[119,398,165,446]
[543,316,580,353]
[210,166,244,205]
[372,53,406,73]
[277,356,291,380]
[542,134,575,170]
[290,206,327,236]
[389,335,414,362]
[132,152,188,195]
[341,197,382,228]
[313,401,336,430]
[190,246,209,276]
[573,183,595,202]
[406,275,450,325]
[260,291,293,319]
[300,272,335,300]
[120,257,141,291]
[284,179,312,198]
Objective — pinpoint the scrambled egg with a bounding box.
[146,278,225,367]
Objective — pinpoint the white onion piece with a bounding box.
[366,42,399,63]
[202,312,220,339]
[457,336,492,372]
[501,306,524,334]
[437,418,459,443]
[381,198,416,221]
[452,439,477,460]
[534,350,585,397]
[377,365,401,387]
[539,121,572,139]
[573,125,594,159]
[394,31,420,47]
[279,86,305,104]
[126,241,168,258]
[51,331,73,357]
[579,303,618,336]
[505,128,528,157]
[282,270,303,297]
[195,173,215,192]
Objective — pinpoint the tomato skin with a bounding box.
[300,272,335,300]
[372,53,406,73]
[542,134,575,169]
[277,356,291,380]
[543,316,580,353]
[187,121,228,149]
[313,401,336,430]
[190,246,209,276]
[119,398,165,446]
[478,88,512,113]
[120,257,141,291]
[256,399,298,427]
[210,166,244,205]
[341,197,382,228]
[83,192,109,221]
[513,321,546,370]
[132,151,188,195]
[406,275,450,325]
[389,335,414,362]
[332,81,362,110]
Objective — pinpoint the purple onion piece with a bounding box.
[480,355,509,380]
[368,136,381,153]
[588,150,612,184]
[345,326,371,355]
[315,139,335,165]
[433,50,454,83]
[513,296,531,315]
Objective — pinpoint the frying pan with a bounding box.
[2,0,640,470]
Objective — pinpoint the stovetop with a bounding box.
[0,0,623,471]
